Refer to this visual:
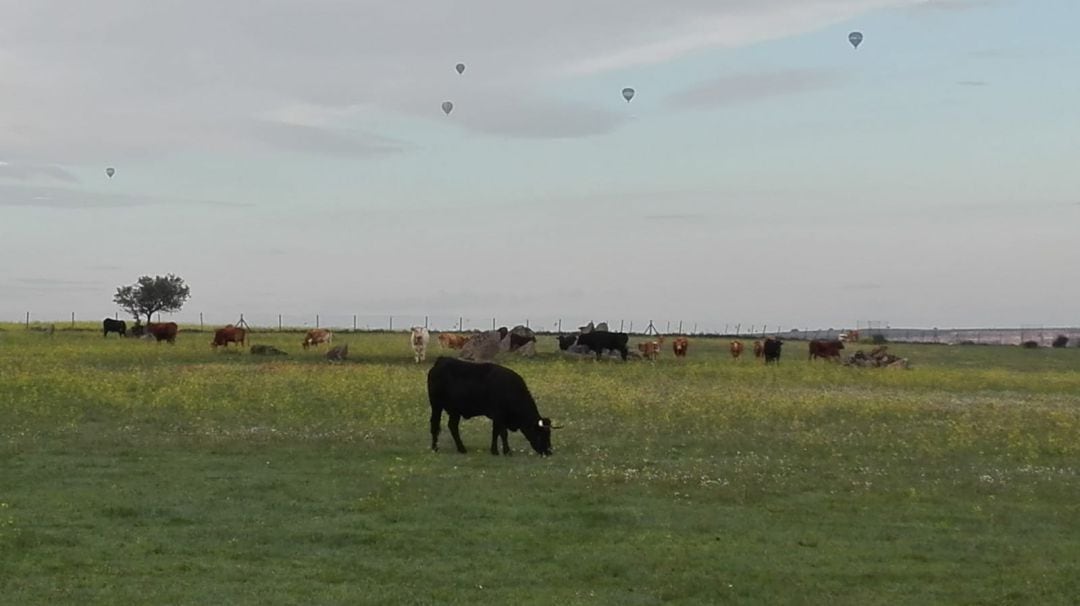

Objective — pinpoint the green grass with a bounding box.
[1,329,1078,604]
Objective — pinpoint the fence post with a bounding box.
[199,312,204,330]
[762,325,768,337]
[666,321,671,333]
[557,319,562,333]
[629,321,633,333]
[316,314,320,328]
[426,316,430,329]
[26,312,29,328]
[353,315,357,331]
[278,314,282,331]
[678,321,683,334]
[71,312,75,328]
[389,316,393,332]
[620,320,625,332]
[735,324,740,337]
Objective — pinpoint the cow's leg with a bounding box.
[448,413,467,453]
[490,421,501,455]
[619,346,628,361]
[429,407,442,451]
[499,426,511,456]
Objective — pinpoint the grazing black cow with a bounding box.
[427,357,555,456]
[103,318,127,338]
[763,337,784,364]
[575,331,630,361]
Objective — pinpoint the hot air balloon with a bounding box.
[849,32,863,49]
[622,87,635,103]
[105,167,115,178]
[441,101,454,115]
[455,63,465,75]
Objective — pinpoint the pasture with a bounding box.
[1,328,1079,604]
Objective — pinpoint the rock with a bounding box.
[507,325,537,357]
[251,344,288,356]
[460,329,508,362]
[326,345,348,362]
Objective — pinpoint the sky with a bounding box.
[2,0,1078,331]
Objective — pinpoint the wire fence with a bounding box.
[5,311,1079,347]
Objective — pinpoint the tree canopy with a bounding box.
[113,274,191,324]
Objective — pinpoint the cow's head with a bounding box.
[557,334,578,351]
[522,417,556,456]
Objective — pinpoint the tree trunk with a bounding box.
[146,312,154,325]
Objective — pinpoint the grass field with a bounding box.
[2,327,1079,605]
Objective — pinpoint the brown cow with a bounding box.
[752,340,764,359]
[808,339,845,361]
[302,328,333,350]
[211,325,246,349]
[438,333,469,350]
[146,322,179,344]
[672,337,689,358]
[730,341,744,360]
[638,341,661,361]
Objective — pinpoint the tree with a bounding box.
[113,274,191,325]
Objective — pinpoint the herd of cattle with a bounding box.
[100,317,856,365]
[99,317,859,457]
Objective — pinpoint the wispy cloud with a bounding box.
[0,184,250,209]
[644,213,709,222]
[904,0,997,13]
[667,69,847,110]
[0,161,80,183]
[243,121,411,157]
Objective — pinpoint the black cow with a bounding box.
[428,357,555,456]
[103,318,127,338]
[763,337,784,364]
[557,334,578,351]
[575,331,630,360]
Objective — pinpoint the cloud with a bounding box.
[243,121,410,157]
[445,90,627,139]
[904,0,997,13]
[643,213,709,222]
[0,184,250,209]
[0,0,918,160]
[843,282,883,290]
[667,69,847,109]
[0,161,80,183]
[3,277,103,293]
